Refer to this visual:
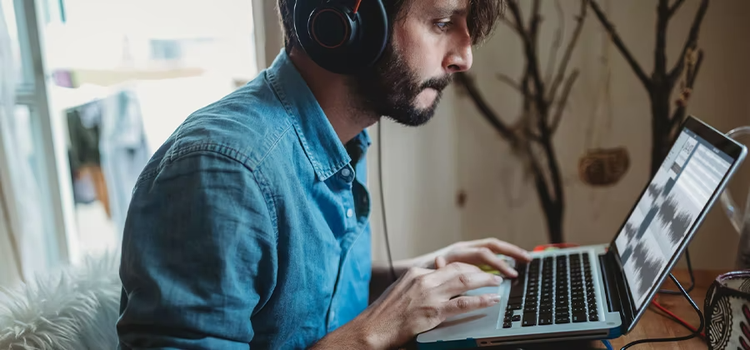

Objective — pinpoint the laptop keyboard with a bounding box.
[502,253,599,328]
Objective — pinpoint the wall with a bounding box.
[370,0,750,270]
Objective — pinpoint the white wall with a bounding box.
[370,0,750,270]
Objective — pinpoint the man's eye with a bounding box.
[435,21,452,31]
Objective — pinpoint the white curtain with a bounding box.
[0,1,49,287]
[0,0,22,287]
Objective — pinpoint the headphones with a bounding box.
[294,0,389,75]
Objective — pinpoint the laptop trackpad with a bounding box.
[435,285,503,330]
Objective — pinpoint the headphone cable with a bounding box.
[377,121,397,284]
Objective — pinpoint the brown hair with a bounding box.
[277,0,505,51]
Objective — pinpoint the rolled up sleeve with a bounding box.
[117,148,277,349]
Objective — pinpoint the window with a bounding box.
[2,0,68,279]
[3,0,260,267]
[1,0,29,86]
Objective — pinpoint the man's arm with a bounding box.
[117,150,276,349]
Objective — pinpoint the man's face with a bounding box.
[351,0,474,126]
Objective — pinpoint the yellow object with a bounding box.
[478,264,501,275]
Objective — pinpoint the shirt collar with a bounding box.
[265,49,370,181]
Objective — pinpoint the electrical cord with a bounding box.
[620,273,704,350]
[378,122,397,284]
[650,300,705,339]
[657,249,695,295]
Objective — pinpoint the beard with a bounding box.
[349,44,453,127]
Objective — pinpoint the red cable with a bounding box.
[352,0,362,13]
[650,300,706,339]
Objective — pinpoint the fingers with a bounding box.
[442,294,502,319]
[476,247,518,278]
[474,238,532,262]
[435,256,447,269]
[437,262,503,295]
[442,248,518,278]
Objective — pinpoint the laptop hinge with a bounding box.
[599,250,634,332]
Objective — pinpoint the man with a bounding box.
[117,0,531,348]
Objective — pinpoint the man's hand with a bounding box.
[403,238,532,278]
[313,262,503,349]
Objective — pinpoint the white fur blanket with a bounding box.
[0,253,121,350]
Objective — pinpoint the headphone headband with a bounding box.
[294,0,388,75]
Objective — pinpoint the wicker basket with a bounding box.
[578,147,630,186]
[705,271,750,349]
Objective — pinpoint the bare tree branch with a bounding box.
[669,0,687,18]
[499,15,523,36]
[688,48,704,84]
[655,0,669,82]
[545,0,566,84]
[668,0,709,86]
[455,73,515,141]
[548,0,587,104]
[507,0,547,116]
[496,73,523,93]
[550,70,580,133]
[529,0,542,54]
[589,0,652,89]
[670,49,704,132]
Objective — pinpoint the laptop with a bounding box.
[416,115,747,349]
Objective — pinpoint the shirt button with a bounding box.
[346,208,354,218]
[341,168,352,178]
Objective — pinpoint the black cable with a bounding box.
[657,249,695,295]
[650,306,706,340]
[378,122,397,284]
[620,273,704,350]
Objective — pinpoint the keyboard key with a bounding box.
[522,313,537,327]
[555,317,570,324]
[510,285,525,298]
[573,313,587,323]
[539,316,552,325]
[589,315,599,322]
[503,321,513,328]
[512,314,521,322]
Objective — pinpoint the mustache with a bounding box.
[420,75,453,93]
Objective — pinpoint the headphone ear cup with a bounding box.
[294,0,388,75]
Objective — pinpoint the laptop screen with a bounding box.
[614,128,734,309]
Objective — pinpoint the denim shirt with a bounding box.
[117,50,373,349]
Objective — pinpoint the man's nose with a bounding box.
[444,32,473,74]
